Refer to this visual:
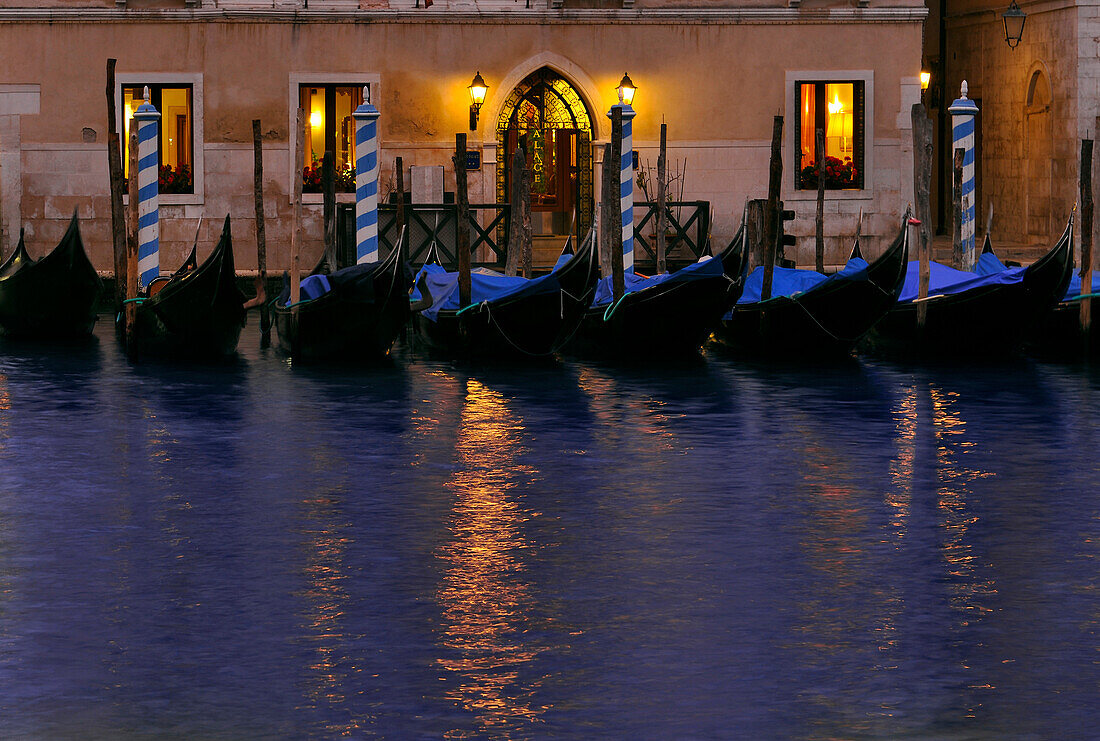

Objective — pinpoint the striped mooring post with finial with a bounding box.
[609,98,637,274]
[134,86,162,290]
[352,87,381,264]
[949,81,979,266]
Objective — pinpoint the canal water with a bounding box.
[0,317,1097,740]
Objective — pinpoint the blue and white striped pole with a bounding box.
[608,99,637,274]
[352,86,380,264]
[949,81,979,269]
[134,86,161,290]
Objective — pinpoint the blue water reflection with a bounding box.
[0,323,1096,738]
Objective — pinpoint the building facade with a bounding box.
[928,0,1094,248]
[0,1,925,273]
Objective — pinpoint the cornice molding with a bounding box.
[0,7,928,25]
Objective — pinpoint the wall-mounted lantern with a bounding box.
[468,71,488,130]
[920,71,931,91]
[617,73,636,107]
[1003,0,1026,49]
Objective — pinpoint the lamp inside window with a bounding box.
[796,80,864,190]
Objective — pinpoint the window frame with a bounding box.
[784,69,873,202]
[793,80,865,191]
[289,73,381,205]
[115,73,204,206]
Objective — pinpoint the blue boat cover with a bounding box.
[411,253,574,322]
[1066,272,1100,300]
[592,254,727,307]
[975,248,1100,300]
[974,251,1009,275]
[897,259,1026,303]
[300,274,332,301]
[734,257,870,308]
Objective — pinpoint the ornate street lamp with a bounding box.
[617,73,636,107]
[468,71,487,130]
[1003,0,1026,49]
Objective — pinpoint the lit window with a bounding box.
[122,85,194,194]
[795,80,864,190]
[299,84,364,193]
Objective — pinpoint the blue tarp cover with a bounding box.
[592,255,726,307]
[974,252,1009,276]
[897,259,1025,303]
[300,274,332,301]
[411,253,573,322]
[1066,272,1100,300]
[974,248,1100,300]
[735,257,870,307]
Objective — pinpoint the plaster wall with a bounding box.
[0,14,922,269]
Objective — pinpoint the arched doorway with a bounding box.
[496,68,595,240]
[1025,68,1053,241]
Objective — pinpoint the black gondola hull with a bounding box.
[128,216,246,358]
[274,254,410,362]
[0,217,102,339]
[863,220,1073,358]
[567,275,741,357]
[412,233,598,359]
[714,222,908,357]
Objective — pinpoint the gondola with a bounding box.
[273,240,411,362]
[411,228,599,358]
[985,235,1100,359]
[564,227,745,357]
[712,216,910,357]
[863,215,1074,358]
[127,215,246,358]
[0,213,103,338]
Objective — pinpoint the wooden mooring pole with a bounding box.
[505,148,524,277]
[395,156,406,265]
[657,122,668,274]
[952,147,964,268]
[600,143,615,280]
[815,128,825,273]
[125,128,140,359]
[454,133,472,308]
[290,108,304,316]
[762,115,784,300]
[106,59,127,311]
[912,103,934,328]
[1081,136,1094,340]
[609,106,626,301]
[251,119,270,346]
[322,150,336,270]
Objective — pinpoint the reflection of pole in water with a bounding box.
[435,378,544,736]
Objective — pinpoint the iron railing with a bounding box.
[633,201,711,265]
[337,203,510,269]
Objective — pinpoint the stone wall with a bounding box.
[946,1,1079,246]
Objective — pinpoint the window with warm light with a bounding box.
[122,84,194,194]
[795,80,865,190]
[298,84,364,193]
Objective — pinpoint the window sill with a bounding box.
[301,192,356,205]
[786,189,872,202]
[122,193,203,206]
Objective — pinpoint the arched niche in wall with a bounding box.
[1024,64,1053,242]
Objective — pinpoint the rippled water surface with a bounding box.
[0,317,1097,739]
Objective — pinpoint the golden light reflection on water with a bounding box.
[435,378,545,738]
[0,372,9,456]
[930,385,997,623]
[298,445,361,737]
